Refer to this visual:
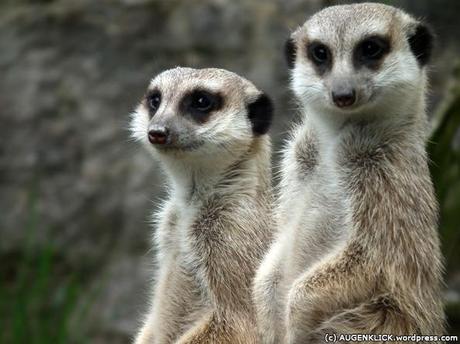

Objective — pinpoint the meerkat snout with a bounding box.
[148,125,169,145]
[330,81,356,108]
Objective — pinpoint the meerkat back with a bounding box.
[130,67,275,344]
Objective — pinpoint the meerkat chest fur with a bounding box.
[276,121,350,283]
[171,168,268,269]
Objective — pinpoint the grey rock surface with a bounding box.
[1,0,458,342]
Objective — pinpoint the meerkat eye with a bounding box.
[147,91,161,113]
[182,89,223,123]
[356,36,390,61]
[361,40,383,58]
[191,92,213,112]
[308,42,331,65]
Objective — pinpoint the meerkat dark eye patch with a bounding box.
[408,23,433,66]
[247,93,273,136]
[145,89,161,117]
[285,38,297,69]
[353,36,390,69]
[307,41,332,75]
[181,89,223,123]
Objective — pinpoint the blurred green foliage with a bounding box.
[429,70,460,274]
[0,189,87,344]
[428,66,460,335]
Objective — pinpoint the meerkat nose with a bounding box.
[148,126,169,145]
[332,89,356,108]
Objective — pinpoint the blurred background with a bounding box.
[1,0,459,343]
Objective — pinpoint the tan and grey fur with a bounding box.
[253,4,444,343]
[130,67,274,344]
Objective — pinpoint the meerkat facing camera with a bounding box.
[253,3,444,343]
[130,67,274,344]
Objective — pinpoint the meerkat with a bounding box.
[130,67,274,344]
[253,3,444,343]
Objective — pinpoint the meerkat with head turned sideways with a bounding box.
[253,3,444,343]
[130,67,274,344]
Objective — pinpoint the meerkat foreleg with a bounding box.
[284,247,368,344]
[253,241,286,344]
[134,260,201,344]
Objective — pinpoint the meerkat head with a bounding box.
[285,3,433,118]
[130,67,273,163]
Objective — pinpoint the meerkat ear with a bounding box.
[247,93,273,136]
[407,23,434,66]
[285,38,297,69]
